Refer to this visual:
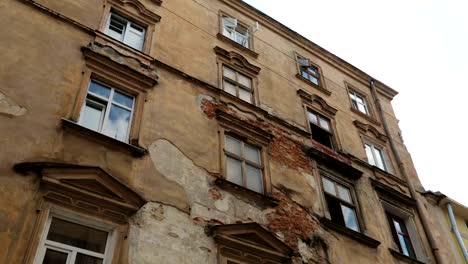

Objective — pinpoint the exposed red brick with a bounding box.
[266,190,319,249]
[200,99,218,119]
[270,132,312,172]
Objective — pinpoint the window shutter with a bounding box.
[124,23,145,51]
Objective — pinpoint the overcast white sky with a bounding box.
[243,0,468,205]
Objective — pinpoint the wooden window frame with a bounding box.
[215,46,261,107]
[33,207,119,264]
[217,11,258,58]
[223,134,265,194]
[345,83,380,124]
[78,80,136,143]
[304,106,338,150]
[361,137,394,174]
[381,201,427,262]
[96,0,161,56]
[216,111,273,196]
[294,52,329,95]
[319,171,363,232]
[221,65,256,105]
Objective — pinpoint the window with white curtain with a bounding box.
[365,143,390,172]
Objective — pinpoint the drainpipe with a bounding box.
[369,80,444,264]
[446,202,468,263]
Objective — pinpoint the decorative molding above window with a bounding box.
[216,110,273,146]
[210,223,293,263]
[353,120,387,142]
[82,42,158,88]
[14,162,146,223]
[371,178,415,207]
[107,0,161,24]
[214,46,261,75]
[297,89,337,116]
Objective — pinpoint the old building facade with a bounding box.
[0,0,459,263]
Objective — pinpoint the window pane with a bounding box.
[373,147,386,170]
[80,101,104,131]
[300,69,309,79]
[318,116,330,131]
[88,82,111,99]
[309,76,319,86]
[337,185,352,204]
[246,165,263,193]
[107,14,126,41]
[239,88,252,103]
[341,205,359,231]
[365,144,376,166]
[223,66,236,80]
[357,102,368,114]
[124,25,145,51]
[226,157,242,186]
[322,177,336,196]
[47,218,108,253]
[42,248,69,264]
[307,66,318,76]
[225,136,241,156]
[307,111,318,125]
[397,233,411,256]
[223,80,237,96]
[244,144,260,164]
[75,253,103,264]
[102,104,131,142]
[113,90,134,109]
[237,73,251,88]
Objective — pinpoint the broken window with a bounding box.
[322,176,360,232]
[79,80,135,143]
[387,213,416,258]
[307,110,333,148]
[222,16,250,48]
[297,56,321,86]
[349,90,370,115]
[222,66,254,103]
[364,143,390,172]
[105,12,146,51]
[224,135,263,193]
[35,216,112,264]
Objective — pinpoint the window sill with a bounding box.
[308,145,362,180]
[214,177,279,207]
[217,33,259,58]
[320,218,381,248]
[94,31,154,66]
[389,249,425,264]
[295,74,331,96]
[350,107,381,126]
[62,119,147,157]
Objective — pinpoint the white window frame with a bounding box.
[78,80,135,143]
[34,208,117,264]
[222,16,250,48]
[365,142,391,172]
[349,90,370,115]
[105,12,146,51]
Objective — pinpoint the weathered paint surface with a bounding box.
[0,0,458,263]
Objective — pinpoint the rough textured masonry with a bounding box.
[0,0,461,263]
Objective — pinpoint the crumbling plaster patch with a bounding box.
[0,91,26,117]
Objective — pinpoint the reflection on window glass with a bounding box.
[79,81,134,143]
[47,218,108,253]
[341,205,359,231]
[224,136,263,193]
[42,249,68,264]
[222,66,253,103]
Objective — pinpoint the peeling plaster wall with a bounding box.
[0,0,454,263]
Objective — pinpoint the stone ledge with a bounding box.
[320,218,381,248]
[389,249,426,264]
[62,119,147,157]
[296,74,331,96]
[214,177,279,208]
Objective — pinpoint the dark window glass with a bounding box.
[310,125,332,148]
[42,249,68,264]
[47,218,108,253]
[75,253,104,264]
[387,213,416,258]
